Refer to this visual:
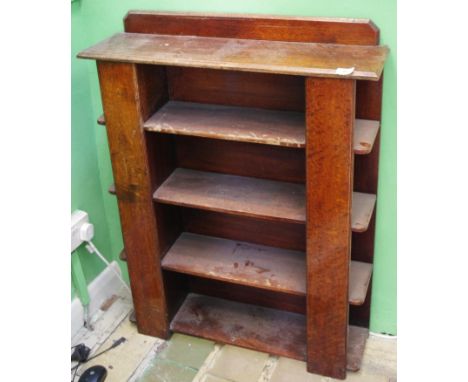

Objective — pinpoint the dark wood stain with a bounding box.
[305,77,355,379]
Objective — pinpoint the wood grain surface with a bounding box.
[124,11,380,46]
[153,168,305,224]
[305,78,355,378]
[78,33,388,80]
[96,62,168,338]
[144,101,379,153]
[170,293,368,370]
[153,168,375,231]
[162,232,371,305]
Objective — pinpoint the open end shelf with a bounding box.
[171,293,368,371]
[153,168,376,231]
[352,192,377,233]
[354,119,380,155]
[102,102,379,154]
[143,101,379,153]
[162,232,372,305]
[78,33,388,80]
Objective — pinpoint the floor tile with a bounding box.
[159,333,215,369]
[140,358,197,382]
[360,336,397,380]
[330,371,388,382]
[269,357,325,382]
[207,345,269,382]
[199,374,233,382]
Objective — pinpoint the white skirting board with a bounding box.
[71,261,129,338]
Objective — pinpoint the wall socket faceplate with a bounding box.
[71,210,94,252]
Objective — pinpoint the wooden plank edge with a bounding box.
[97,114,106,125]
[354,120,380,155]
[119,249,127,262]
[352,192,377,233]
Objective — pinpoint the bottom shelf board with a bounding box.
[170,293,368,371]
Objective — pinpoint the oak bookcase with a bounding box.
[79,11,388,379]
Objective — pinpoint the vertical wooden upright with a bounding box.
[96,61,169,338]
[306,78,356,379]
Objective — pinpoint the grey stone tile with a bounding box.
[159,333,215,369]
[139,358,197,382]
[207,345,269,382]
[269,357,325,382]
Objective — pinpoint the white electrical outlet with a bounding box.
[71,210,95,252]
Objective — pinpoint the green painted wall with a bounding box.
[71,0,396,334]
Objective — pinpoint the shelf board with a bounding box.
[144,101,379,153]
[154,168,305,223]
[171,293,368,371]
[145,101,304,148]
[162,232,372,305]
[78,33,388,80]
[153,168,376,231]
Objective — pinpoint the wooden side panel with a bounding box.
[306,78,355,379]
[96,62,168,338]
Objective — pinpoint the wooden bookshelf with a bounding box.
[80,11,388,379]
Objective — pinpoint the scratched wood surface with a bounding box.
[153,169,375,231]
[170,293,368,370]
[162,232,371,305]
[153,168,305,224]
[78,33,388,80]
[144,101,379,153]
[145,101,305,148]
[305,78,355,379]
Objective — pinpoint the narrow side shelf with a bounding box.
[171,293,369,371]
[153,168,376,231]
[98,101,380,154]
[162,232,372,305]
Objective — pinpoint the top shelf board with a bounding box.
[78,32,388,80]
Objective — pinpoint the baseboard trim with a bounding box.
[71,261,127,338]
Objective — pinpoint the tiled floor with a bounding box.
[72,295,396,382]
